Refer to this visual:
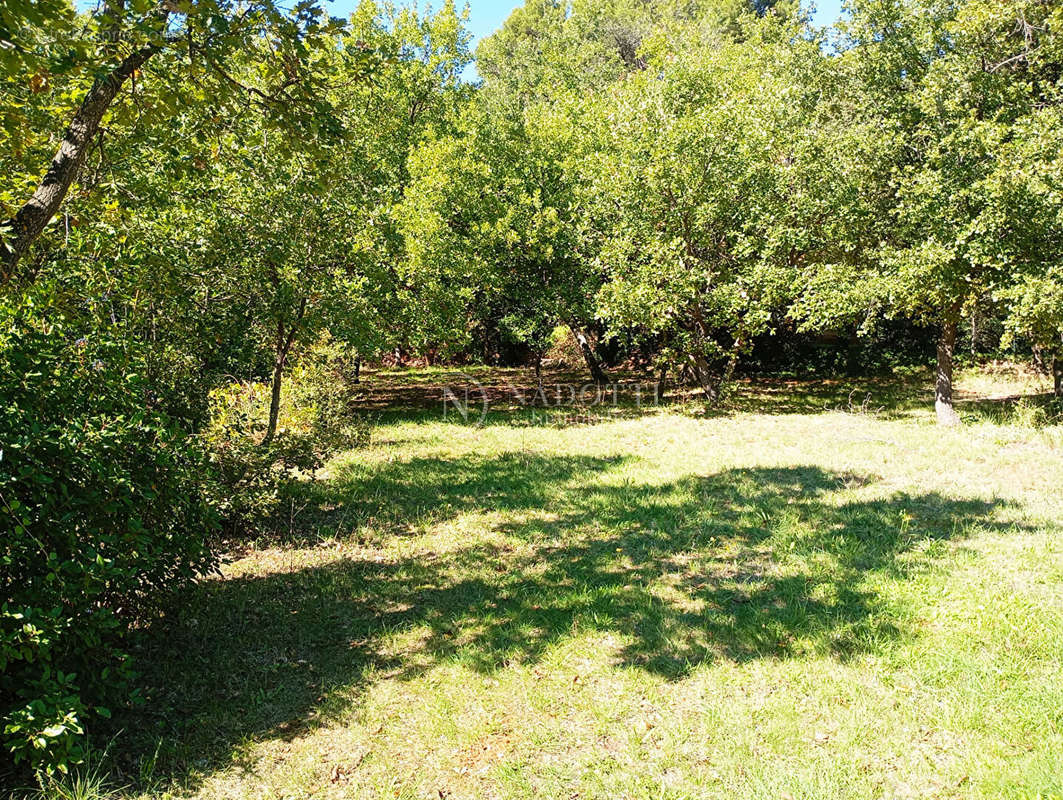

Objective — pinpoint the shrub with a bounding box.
[1009,397,1059,429]
[0,323,219,775]
[543,325,584,370]
[9,745,123,800]
[203,342,371,539]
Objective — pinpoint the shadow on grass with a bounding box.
[115,454,1013,788]
[353,366,940,427]
[356,364,1058,429]
[731,372,932,417]
[959,392,1062,424]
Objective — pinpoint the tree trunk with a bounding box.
[353,358,361,384]
[690,356,719,403]
[534,352,543,391]
[262,298,306,445]
[718,333,746,398]
[570,326,609,385]
[1053,354,1062,398]
[656,366,667,404]
[264,355,285,444]
[1033,345,1047,374]
[935,318,962,426]
[0,41,161,283]
[691,333,745,405]
[846,332,862,376]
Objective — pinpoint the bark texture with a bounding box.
[263,298,308,445]
[656,366,668,403]
[935,318,962,426]
[1,42,160,283]
[265,356,286,445]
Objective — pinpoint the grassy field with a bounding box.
[83,366,1063,799]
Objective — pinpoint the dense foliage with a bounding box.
[0,309,218,773]
[2,0,1062,781]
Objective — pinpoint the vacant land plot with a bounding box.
[110,367,1062,800]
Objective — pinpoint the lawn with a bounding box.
[106,366,1062,799]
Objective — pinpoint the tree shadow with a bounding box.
[958,391,1061,423]
[728,373,932,417]
[291,451,634,544]
[114,455,1016,790]
[353,367,936,427]
[353,365,1057,427]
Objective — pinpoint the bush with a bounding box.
[542,325,583,369]
[203,343,371,539]
[1,323,219,776]
[1008,397,1060,429]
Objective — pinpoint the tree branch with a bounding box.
[1,38,164,285]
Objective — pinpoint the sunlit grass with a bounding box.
[105,367,1063,799]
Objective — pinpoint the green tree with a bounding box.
[998,270,1063,397]
[0,0,367,283]
[833,0,1063,423]
[401,91,612,382]
[0,1,470,772]
[344,0,473,363]
[476,0,779,98]
[586,14,863,401]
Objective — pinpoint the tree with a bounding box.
[475,0,783,98]
[209,162,367,442]
[400,91,612,384]
[998,271,1063,398]
[586,14,861,401]
[0,0,364,284]
[343,0,473,363]
[834,0,1063,424]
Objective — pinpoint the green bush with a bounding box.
[203,343,371,538]
[1008,397,1060,429]
[0,324,219,775]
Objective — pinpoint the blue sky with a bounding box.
[325,0,846,79]
[447,0,844,50]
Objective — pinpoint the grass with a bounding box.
[96,365,1062,799]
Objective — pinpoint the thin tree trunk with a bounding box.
[1053,354,1062,398]
[718,333,746,398]
[656,366,667,404]
[935,318,961,426]
[262,298,307,445]
[691,333,745,406]
[534,351,543,391]
[1033,345,1047,374]
[691,356,719,403]
[570,326,609,385]
[353,358,361,384]
[0,40,162,283]
[264,355,285,444]
[846,332,862,376]
[688,309,727,403]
